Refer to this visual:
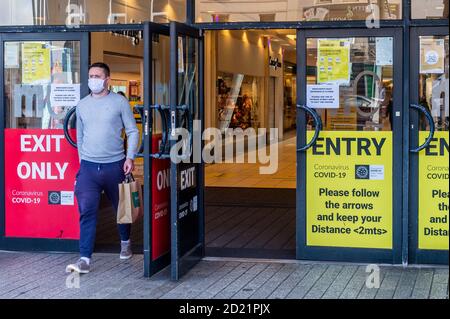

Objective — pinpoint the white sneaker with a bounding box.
[120,242,133,260]
[66,258,90,274]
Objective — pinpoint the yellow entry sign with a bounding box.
[306,131,393,249]
[418,131,449,250]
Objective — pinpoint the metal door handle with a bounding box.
[135,105,171,159]
[63,106,77,148]
[155,104,171,159]
[410,104,435,153]
[297,104,323,152]
[131,104,193,160]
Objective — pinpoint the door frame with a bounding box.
[169,21,205,281]
[408,26,449,265]
[142,22,172,277]
[0,23,176,276]
[296,27,404,264]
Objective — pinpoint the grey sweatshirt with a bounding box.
[76,92,139,163]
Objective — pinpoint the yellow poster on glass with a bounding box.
[306,131,393,249]
[317,39,350,85]
[21,42,51,84]
[418,132,449,250]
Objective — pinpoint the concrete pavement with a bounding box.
[0,251,448,299]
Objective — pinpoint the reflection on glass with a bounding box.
[4,41,81,129]
[284,62,297,132]
[418,36,449,132]
[178,35,199,126]
[196,0,402,22]
[217,72,260,132]
[307,37,394,131]
[152,34,170,135]
[0,0,186,26]
[412,0,449,19]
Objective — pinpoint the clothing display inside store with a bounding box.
[217,73,260,131]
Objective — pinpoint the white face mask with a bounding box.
[88,78,106,94]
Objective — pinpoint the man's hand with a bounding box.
[123,159,135,175]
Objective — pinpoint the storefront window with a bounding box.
[196,0,402,23]
[217,72,261,132]
[412,0,449,19]
[4,40,81,129]
[0,0,186,26]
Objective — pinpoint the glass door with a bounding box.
[296,29,403,263]
[0,32,89,251]
[409,27,449,265]
[141,22,172,277]
[169,22,204,281]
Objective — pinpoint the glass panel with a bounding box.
[175,34,200,258]
[4,41,81,129]
[152,34,171,135]
[417,35,449,251]
[418,35,449,131]
[0,0,186,26]
[412,0,449,19]
[196,0,402,22]
[178,36,199,122]
[3,40,81,239]
[305,36,394,250]
[217,72,261,131]
[284,61,297,132]
[306,37,394,131]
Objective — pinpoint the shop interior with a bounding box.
[89,29,299,258]
[203,29,298,258]
[90,31,146,252]
[204,29,298,190]
[93,30,173,253]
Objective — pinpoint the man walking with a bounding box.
[66,62,139,274]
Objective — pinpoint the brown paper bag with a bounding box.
[117,174,143,224]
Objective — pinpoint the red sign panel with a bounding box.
[4,129,80,239]
[4,130,171,257]
[151,135,171,260]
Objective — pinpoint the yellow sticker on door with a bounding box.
[306,131,393,249]
[419,131,449,250]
